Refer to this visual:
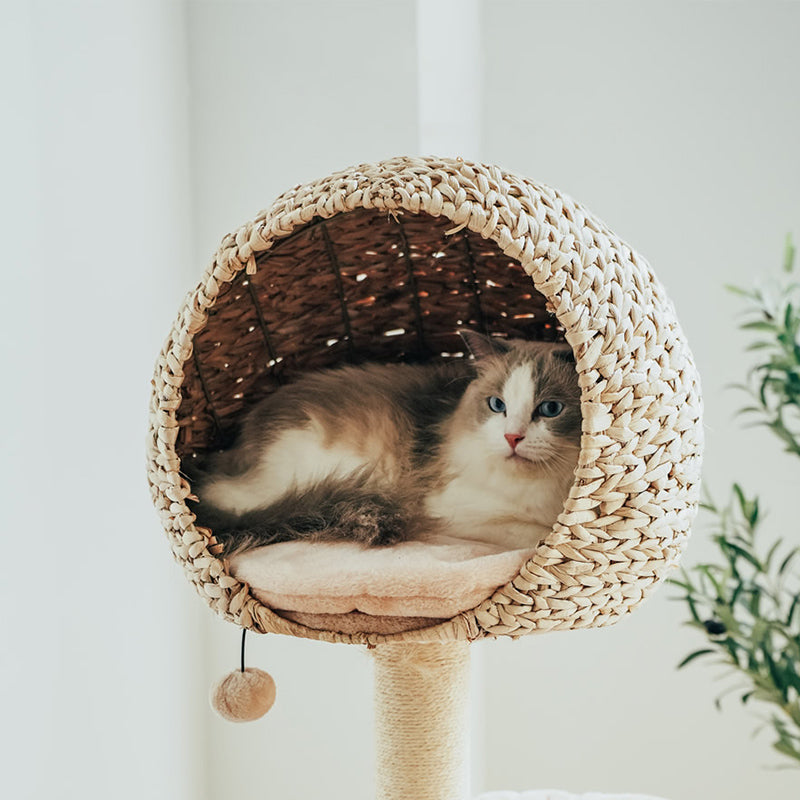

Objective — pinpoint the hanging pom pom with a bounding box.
[210,628,276,722]
[210,667,276,722]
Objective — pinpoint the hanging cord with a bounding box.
[240,627,247,673]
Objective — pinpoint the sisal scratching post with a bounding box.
[373,642,471,800]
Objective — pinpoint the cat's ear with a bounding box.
[459,330,510,361]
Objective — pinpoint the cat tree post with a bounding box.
[373,642,471,800]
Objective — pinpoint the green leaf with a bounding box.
[741,320,779,332]
[730,581,744,608]
[697,564,725,600]
[714,605,739,635]
[732,483,747,514]
[784,663,800,695]
[714,680,748,711]
[721,636,742,663]
[764,539,784,570]
[725,541,764,571]
[745,341,774,352]
[749,496,760,528]
[734,406,763,418]
[763,647,788,699]
[726,283,755,298]
[773,739,800,761]
[787,595,800,627]
[677,649,716,669]
[686,594,702,624]
[759,379,769,407]
[748,587,763,619]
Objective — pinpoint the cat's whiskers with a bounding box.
[512,438,579,477]
[539,447,581,480]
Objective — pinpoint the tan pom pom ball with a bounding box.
[210,667,276,722]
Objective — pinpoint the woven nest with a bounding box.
[147,156,703,645]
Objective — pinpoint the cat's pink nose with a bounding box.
[505,432,525,450]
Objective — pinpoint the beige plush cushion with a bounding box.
[229,537,536,633]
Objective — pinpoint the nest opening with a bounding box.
[177,208,566,462]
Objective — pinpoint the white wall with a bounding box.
[2,3,205,799]
[7,2,798,799]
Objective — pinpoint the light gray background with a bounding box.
[4,2,798,799]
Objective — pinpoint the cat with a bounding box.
[186,331,582,556]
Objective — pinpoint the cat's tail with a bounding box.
[187,472,433,557]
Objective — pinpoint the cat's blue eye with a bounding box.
[487,396,506,414]
[536,400,564,418]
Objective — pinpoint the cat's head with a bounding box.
[457,330,582,471]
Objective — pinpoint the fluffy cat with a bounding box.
[187,331,582,556]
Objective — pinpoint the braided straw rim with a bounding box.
[147,156,703,645]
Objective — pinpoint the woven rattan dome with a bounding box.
[147,156,703,645]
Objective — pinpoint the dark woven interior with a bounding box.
[177,208,564,459]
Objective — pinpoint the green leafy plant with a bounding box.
[671,236,800,766]
[728,235,800,456]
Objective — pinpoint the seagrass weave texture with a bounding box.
[147,156,703,645]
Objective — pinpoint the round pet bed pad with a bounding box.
[229,537,537,633]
